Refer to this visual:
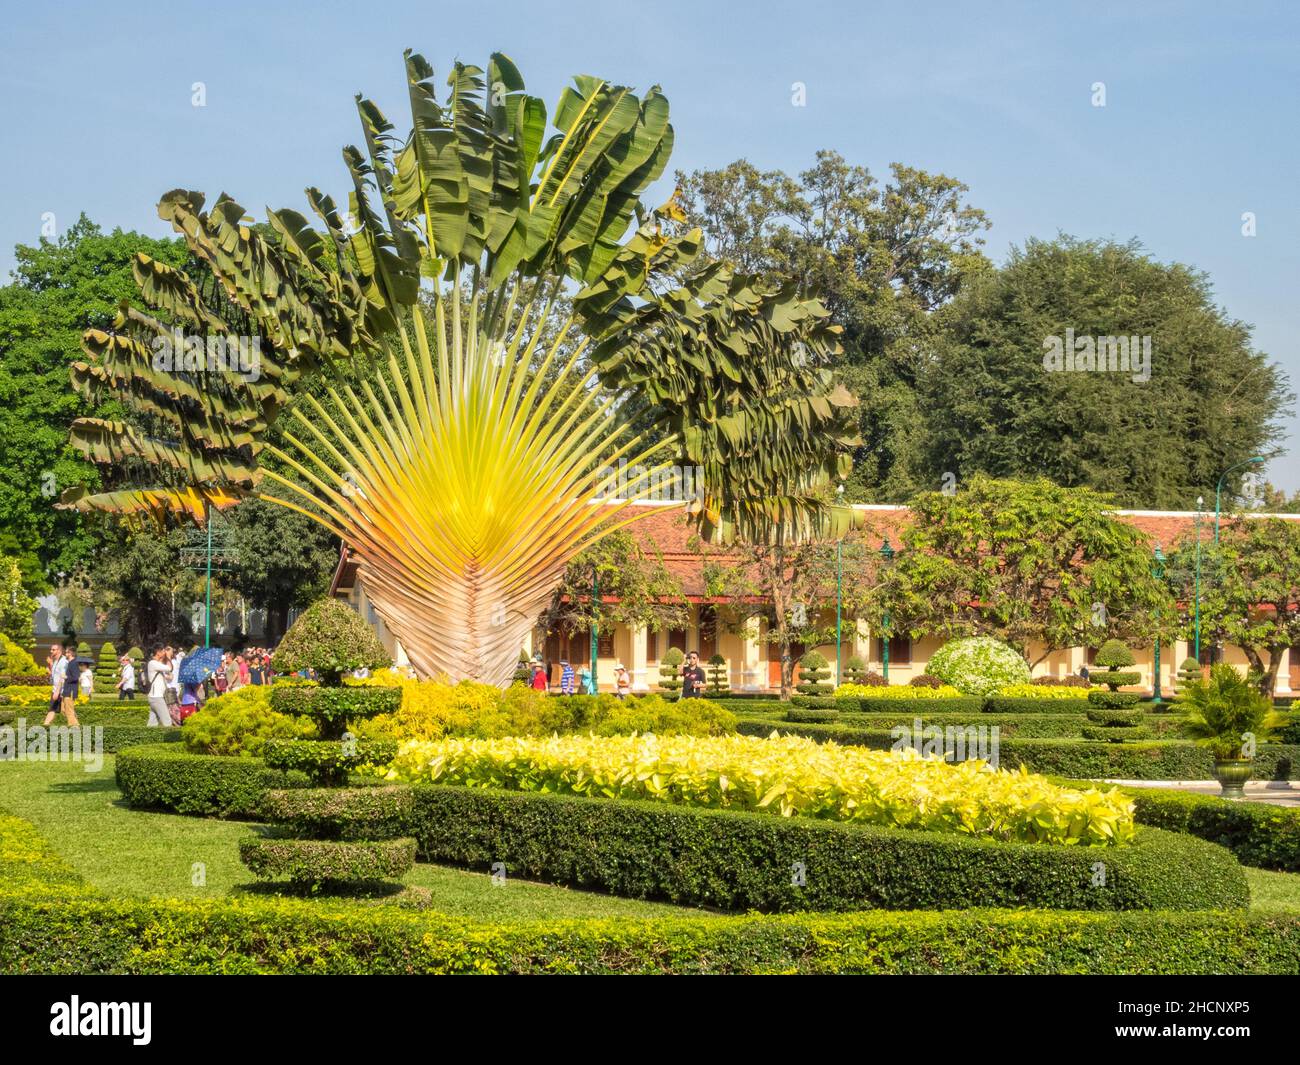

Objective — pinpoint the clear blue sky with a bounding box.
[3,0,1296,494]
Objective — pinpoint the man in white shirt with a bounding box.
[118,656,136,701]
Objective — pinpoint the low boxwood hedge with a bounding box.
[259,785,413,840]
[981,696,1092,715]
[736,719,1300,781]
[841,696,984,715]
[406,783,1247,913]
[239,836,416,884]
[0,810,1294,974]
[115,745,295,818]
[1124,788,1300,873]
[99,727,183,754]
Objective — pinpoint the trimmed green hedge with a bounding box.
[0,810,1293,974]
[406,783,1247,913]
[841,696,984,715]
[115,746,295,818]
[735,719,1300,781]
[239,836,416,884]
[259,786,413,840]
[1125,788,1300,873]
[269,685,401,725]
[981,696,1092,715]
[100,727,183,754]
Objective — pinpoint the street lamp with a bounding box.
[835,483,844,688]
[879,537,895,681]
[1151,542,1165,704]
[1194,497,1203,663]
[1216,456,1265,543]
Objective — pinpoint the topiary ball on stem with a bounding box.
[272,598,391,688]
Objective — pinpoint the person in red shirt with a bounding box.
[531,662,548,692]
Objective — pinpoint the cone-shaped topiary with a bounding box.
[658,647,684,699]
[1085,640,1146,741]
[1175,657,1204,700]
[244,602,409,891]
[94,641,118,690]
[843,655,868,685]
[706,653,729,696]
[793,651,836,708]
[271,598,391,686]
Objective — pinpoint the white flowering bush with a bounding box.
[928,637,1031,697]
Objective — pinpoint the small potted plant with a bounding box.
[1180,664,1283,798]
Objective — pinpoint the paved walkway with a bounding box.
[1102,779,1300,807]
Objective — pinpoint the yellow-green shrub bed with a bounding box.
[379,732,1135,846]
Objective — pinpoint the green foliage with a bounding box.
[271,599,391,684]
[408,785,1245,912]
[181,686,316,757]
[1180,664,1283,760]
[909,674,944,688]
[269,685,402,733]
[874,478,1172,660]
[0,634,38,677]
[261,739,398,787]
[1165,518,1300,695]
[705,654,729,696]
[1127,787,1300,872]
[238,837,416,886]
[259,787,414,841]
[0,558,36,644]
[588,696,736,737]
[842,655,868,684]
[842,696,984,715]
[927,636,1030,697]
[1094,639,1136,669]
[918,236,1289,508]
[1175,657,1203,698]
[793,650,832,706]
[115,746,292,818]
[657,647,684,697]
[731,719,1300,781]
[93,641,117,690]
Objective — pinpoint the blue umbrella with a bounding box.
[178,646,224,685]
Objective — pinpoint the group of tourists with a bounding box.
[39,640,284,731]
[529,650,707,698]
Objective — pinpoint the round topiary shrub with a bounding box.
[909,674,944,689]
[94,641,119,691]
[927,637,1031,697]
[1085,639,1143,741]
[271,598,391,685]
[793,651,835,708]
[842,655,868,685]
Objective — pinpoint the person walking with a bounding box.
[530,662,549,692]
[117,655,136,701]
[681,651,706,699]
[146,648,173,728]
[577,663,593,695]
[614,663,631,698]
[59,647,80,726]
[560,660,575,695]
[78,658,94,700]
[45,643,64,722]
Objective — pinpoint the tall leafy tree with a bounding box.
[0,218,189,586]
[675,151,991,500]
[60,52,857,685]
[1165,515,1300,695]
[872,477,1172,665]
[918,237,1292,507]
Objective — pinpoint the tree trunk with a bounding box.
[1262,645,1286,698]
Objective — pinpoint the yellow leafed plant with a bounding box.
[379,732,1136,846]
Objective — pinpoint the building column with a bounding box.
[1276,646,1292,694]
[629,624,650,692]
[740,616,763,691]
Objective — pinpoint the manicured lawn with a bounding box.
[0,757,711,920]
[1244,868,1300,913]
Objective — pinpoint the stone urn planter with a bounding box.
[1212,758,1253,800]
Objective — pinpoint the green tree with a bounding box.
[1165,515,1300,696]
[0,217,189,586]
[918,237,1292,507]
[0,555,38,644]
[874,477,1172,665]
[676,151,991,500]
